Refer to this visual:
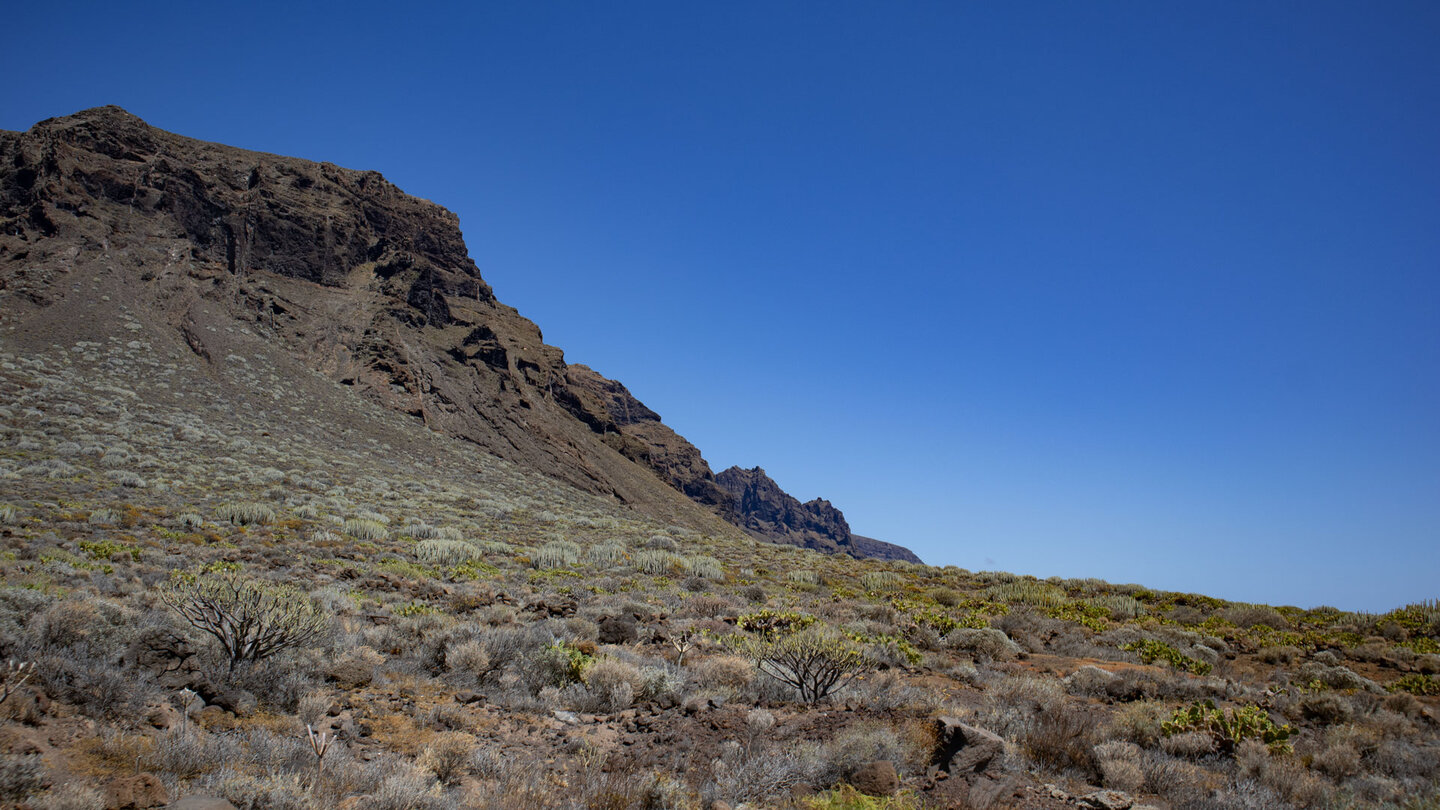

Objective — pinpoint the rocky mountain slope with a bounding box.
[0,105,914,561]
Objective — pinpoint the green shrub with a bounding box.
[1122,639,1213,675]
[788,570,822,586]
[532,540,581,569]
[1389,673,1440,696]
[861,571,903,592]
[215,502,276,525]
[687,555,724,580]
[984,581,1068,607]
[1089,594,1144,620]
[343,517,389,541]
[633,549,689,576]
[78,539,139,562]
[737,610,817,640]
[585,543,627,567]
[1161,700,1292,754]
[415,539,478,566]
[727,625,870,703]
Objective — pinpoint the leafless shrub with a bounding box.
[1161,730,1218,759]
[1110,700,1169,748]
[1094,741,1146,792]
[161,573,329,674]
[1220,605,1290,630]
[944,628,1020,662]
[0,755,45,802]
[147,727,240,779]
[1023,699,1101,777]
[703,739,814,806]
[811,721,908,788]
[1312,742,1360,781]
[199,769,313,810]
[31,782,106,810]
[420,732,474,786]
[1259,645,1302,665]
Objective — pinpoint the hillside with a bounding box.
[0,109,1436,810]
[0,105,904,562]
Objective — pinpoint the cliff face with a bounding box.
[0,106,918,561]
[715,467,922,562]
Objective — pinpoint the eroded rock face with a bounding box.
[715,466,922,562]
[0,106,918,560]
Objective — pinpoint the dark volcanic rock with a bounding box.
[715,467,922,562]
[0,106,919,561]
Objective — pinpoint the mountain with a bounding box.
[0,106,917,561]
[715,466,921,562]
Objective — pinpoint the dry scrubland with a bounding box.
[0,338,1437,810]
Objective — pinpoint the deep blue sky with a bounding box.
[5,2,1437,611]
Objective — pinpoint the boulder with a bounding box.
[598,615,638,644]
[104,773,167,809]
[209,690,257,717]
[850,760,900,796]
[932,717,1005,774]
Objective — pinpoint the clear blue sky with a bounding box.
[5,2,1437,612]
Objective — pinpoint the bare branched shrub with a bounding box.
[419,732,474,786]
[1094,741,1145,792]
[162,573,329,673]
[704,740,813,807]
[31,782,106,810]
[728,626,870,703]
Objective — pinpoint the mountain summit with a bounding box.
[0,106,917,562]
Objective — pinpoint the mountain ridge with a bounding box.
[0,105,918,562]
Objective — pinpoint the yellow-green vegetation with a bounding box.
[1161,699,1293,754]
[1123,638,1214,675]
[805,786,921,810]
[1390,674,1440,696]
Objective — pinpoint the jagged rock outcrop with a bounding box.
[0,106,918,561]
[715,467,921,562]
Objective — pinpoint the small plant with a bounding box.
[804,785,920,809]
[1161,700,1292,754]
[306,723,332,783]
[0,505,17,525]
[1122,639,1213,675]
